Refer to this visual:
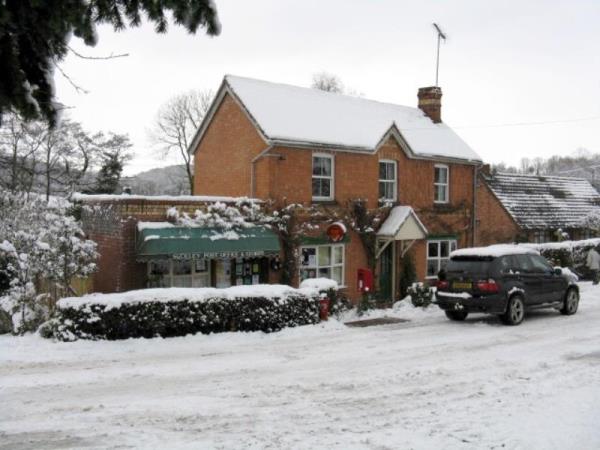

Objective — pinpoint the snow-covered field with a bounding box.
[2,284,600,449]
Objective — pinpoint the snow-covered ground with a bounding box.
[2,284,600,449]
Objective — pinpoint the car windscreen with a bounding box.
[446,257,494,275]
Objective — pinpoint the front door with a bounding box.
[379,244,393,300]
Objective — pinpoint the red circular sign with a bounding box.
[326,222,346,242]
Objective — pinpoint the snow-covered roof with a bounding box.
[72,193,260,203]
[377,206,428,238]
[451,244,539,258]
[484,173,600,230]
[192,75,482,163]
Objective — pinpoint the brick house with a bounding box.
[476,171,600,245]
[191,75,483,302]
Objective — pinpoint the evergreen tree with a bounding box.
[0,1,221,126]
[92,132,131,194]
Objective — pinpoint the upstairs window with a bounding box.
[434,164,449,203]
[379,160,397,202]
[312,154,334,201]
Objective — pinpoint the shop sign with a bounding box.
[172,250,267,260]
[326,222,347,242]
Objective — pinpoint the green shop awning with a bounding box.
[136,224,281,261]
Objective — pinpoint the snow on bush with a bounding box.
[523,238,600,275]
[0,191,97,334]
[42,285,320,341]
[299,277,338,292]
[407,282,434,308]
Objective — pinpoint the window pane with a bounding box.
[333,246,343,264]
[440,241,449,257]
[332,267,343,284]
[313,156,331,176]
[435,185,447,202]
[435,166,447,183]
[301,248,317,267]
[321,179,331,197]
[379,162,387,179]
[312,178,321,197]
[172,259,191,275]
[428,242,439,257]
[149,260,169,275]
[172,276,192,287]
[450,241,457,252]
[318,267,331,278]
[427,260,438,277]
[440,258,449,271]
[379,182,386,199]
[318,246,331,266]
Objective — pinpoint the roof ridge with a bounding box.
[494,172,590,182]
[224,74,421,114]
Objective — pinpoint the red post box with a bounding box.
[357,268,374,293]
[319,296,330,321]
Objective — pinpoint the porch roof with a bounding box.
[377,206,428,240]
[136,223,280,260]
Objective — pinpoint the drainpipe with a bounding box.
[472,163,483,247]
[250,145,273,198]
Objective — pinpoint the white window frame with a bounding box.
[434,164,449,204]
[312,153,334,201]
[299,244,345,286]
[426,239,457,279]
[379,159,398,202]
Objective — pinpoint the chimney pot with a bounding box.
[418,86,443,123]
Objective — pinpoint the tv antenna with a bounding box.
[433,23,447,86]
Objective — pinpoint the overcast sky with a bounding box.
[56,0,600,176]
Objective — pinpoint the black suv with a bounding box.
[435,245,579,325]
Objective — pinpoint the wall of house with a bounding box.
[475,180,521,246]
[192,97,478,297]
[193,93,268,197]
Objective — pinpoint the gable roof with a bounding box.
[377,206,428,239]
[484,173,600,230]
[190,75,482,163]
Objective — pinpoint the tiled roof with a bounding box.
[484,173,600,230]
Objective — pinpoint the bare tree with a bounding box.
[311,72,344,93]
[151,90,214,194]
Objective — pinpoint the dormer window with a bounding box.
[434,164,449,203]
[312,153,334,201]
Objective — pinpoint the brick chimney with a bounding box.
[417,86,443,123]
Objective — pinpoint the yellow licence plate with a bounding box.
[452,282,472,290]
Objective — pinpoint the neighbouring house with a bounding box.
[476,171,600,245]
[190,75,483,302]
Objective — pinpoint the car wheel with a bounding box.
[560,288,579,316]
[501,295,525,325]
[445,310,468,321]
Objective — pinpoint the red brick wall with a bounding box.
[193,93,268,197]
[476,179,521,246]
[192,97,479,295]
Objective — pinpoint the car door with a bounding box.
[514,254,544,304]
[528,254,564,302]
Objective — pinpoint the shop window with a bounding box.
[434,164,449,203]
[379,160,397,202]
[312,153,334,201]
[300,244,344,285]
[427,239,457,278]
[148,260,170,288]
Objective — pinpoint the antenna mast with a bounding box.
[433,23,447,86]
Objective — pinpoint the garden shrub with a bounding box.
[42,286,320,341]
[407,282,433,308]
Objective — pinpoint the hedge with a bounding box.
[41,286,320,341]
[524,238,600,278]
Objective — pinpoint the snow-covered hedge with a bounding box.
[523,238,600,276]
[42,285,320,341]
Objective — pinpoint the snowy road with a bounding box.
[1,284,600,449]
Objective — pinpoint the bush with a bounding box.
[407,282,433,308]
[43,286,320,341]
